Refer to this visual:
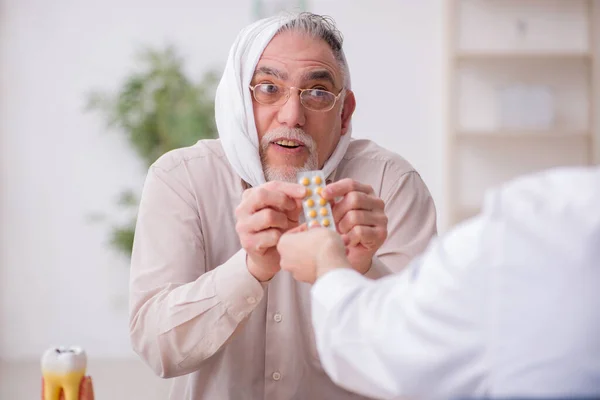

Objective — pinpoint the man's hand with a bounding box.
[235,181,307,282]
[277,225,351,284]
[42,376,94,400]
[322,179,388,274]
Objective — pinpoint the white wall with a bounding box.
[311,0,445,221]
[0,0,444,363]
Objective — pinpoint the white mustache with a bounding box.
[261,128,316,153]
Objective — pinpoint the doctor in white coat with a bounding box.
[276,166,600,399]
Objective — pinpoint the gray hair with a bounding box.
[277,12,350,89]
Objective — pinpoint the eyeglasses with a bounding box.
[249,83,344,112]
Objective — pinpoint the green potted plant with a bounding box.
[86,45,219,258]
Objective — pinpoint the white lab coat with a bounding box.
[311,166,600,399]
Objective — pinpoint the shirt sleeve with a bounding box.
[128,165,264,379]
[365,170,438,279]
[310,216,490,399]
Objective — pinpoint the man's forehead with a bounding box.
[254,31,341,83]
[259,31,338,66]
[253,65,337,87]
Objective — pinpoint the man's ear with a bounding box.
[340,90,356,136]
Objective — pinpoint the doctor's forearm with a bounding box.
[311,270,414,399]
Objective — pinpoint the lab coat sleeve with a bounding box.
[310,217,492,399]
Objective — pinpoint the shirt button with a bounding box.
[246,297,256,304]
[272,371,281,381]
[273,313,282,323]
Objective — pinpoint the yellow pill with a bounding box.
[320,207,328,216]
[305,188,312,197]
[313,175,322,185]
[308,209,317,218]
[301,177,310,186]
[322,218,331,227]
[309,220,320,228]
[316,187,323,195]
[319,197,327,206]
[306,198,315,208]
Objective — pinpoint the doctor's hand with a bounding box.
[321,179,388,274]
[42,376,94,400]
[235,181,307,282]
[277,225,351,284]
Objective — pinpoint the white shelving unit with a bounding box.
[446,0,599,227]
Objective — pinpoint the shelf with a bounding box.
[455,130,591,140]
[445,0,598,231]
[456,51,592,61]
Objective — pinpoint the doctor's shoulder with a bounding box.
[479,165,600,243]
[484,166,600,213]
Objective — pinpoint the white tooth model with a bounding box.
[41,346,87,400]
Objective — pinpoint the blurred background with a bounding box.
[0,0,598,398]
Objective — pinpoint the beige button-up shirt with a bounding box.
[129,138,437,399]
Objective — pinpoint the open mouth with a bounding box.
[273,139,303,149]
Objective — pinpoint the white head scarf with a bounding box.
[214,14,352,188]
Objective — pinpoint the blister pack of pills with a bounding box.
[297,170,336,231]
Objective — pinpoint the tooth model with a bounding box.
[41,346,87,400]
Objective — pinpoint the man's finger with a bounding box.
[236,183,305,217]
[257,181,308,211]
[252,228,283,253]
[284,204,302,225]
[322,178,374,200]
[266,180,310,198]
[337,210,385,235]
[239,188,296,216]
[343,235,351,247]
[332,192,384,225]
[344,226,385,249]
[239,208,290,234]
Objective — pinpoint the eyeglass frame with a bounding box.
[248,83,345,112]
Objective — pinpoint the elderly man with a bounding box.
[129,12,437,399]
[277,166,600,399]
